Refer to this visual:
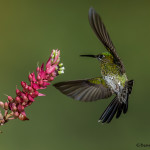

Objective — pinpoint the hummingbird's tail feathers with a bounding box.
[116,102,124,118]
[127,80,134,94]
[99,96,120,123]
[122,80,134,114]
[53,78,112,102]
[99,80,134,123]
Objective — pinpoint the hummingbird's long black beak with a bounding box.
[80,55,97,58]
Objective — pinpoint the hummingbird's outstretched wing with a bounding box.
[88,7,125,74]
[53,77,113,102]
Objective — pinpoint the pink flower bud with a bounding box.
[37,75,41,81]
[43,81,50,87]
[20,92,25,98]
[36,66,40,72]
[28,95,35,102]
[24,84,28,90]
[38,80,43,86]
[12,104,17,111]
[51,71,57,77]
[31,72,36,82]
[48,76,54,81]
[38,93,46,96]
[7,96,13,102]
[34,91,39,97]
[28,74,32,82]
[18,104,24,112]
[50,49,55,57]
[18,114,29,121]
[16,89,21,96]
[53,54,59,64]
[23,96,28,102]
[28,86,34,92]
[46,58,51,68]
[31,83,39,90]
[22,102,27,106]
[46,65,56,74]
[4,102,8,110]
[39,71,46,79]
[0,101,4,108]
[21,81,26,88]
[15,96,21,103]
[21,93,28,101]
[40,63,44,71]
[14,111,19,118]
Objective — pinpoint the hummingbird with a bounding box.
[54,7,134,123]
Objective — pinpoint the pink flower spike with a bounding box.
[0,49,64,129]
[38,93,46,96]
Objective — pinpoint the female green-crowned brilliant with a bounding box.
[54,8,134,123]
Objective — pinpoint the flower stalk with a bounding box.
[0,49,64,129]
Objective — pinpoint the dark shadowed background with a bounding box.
[0,0,150,150]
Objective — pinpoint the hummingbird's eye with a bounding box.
[98,54,104,59]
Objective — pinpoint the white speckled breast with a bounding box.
[104,75,123,93]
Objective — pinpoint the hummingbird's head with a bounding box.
[80,52,113,63]
[96,52,113,63]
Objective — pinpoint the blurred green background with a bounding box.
[0,0,150,150]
